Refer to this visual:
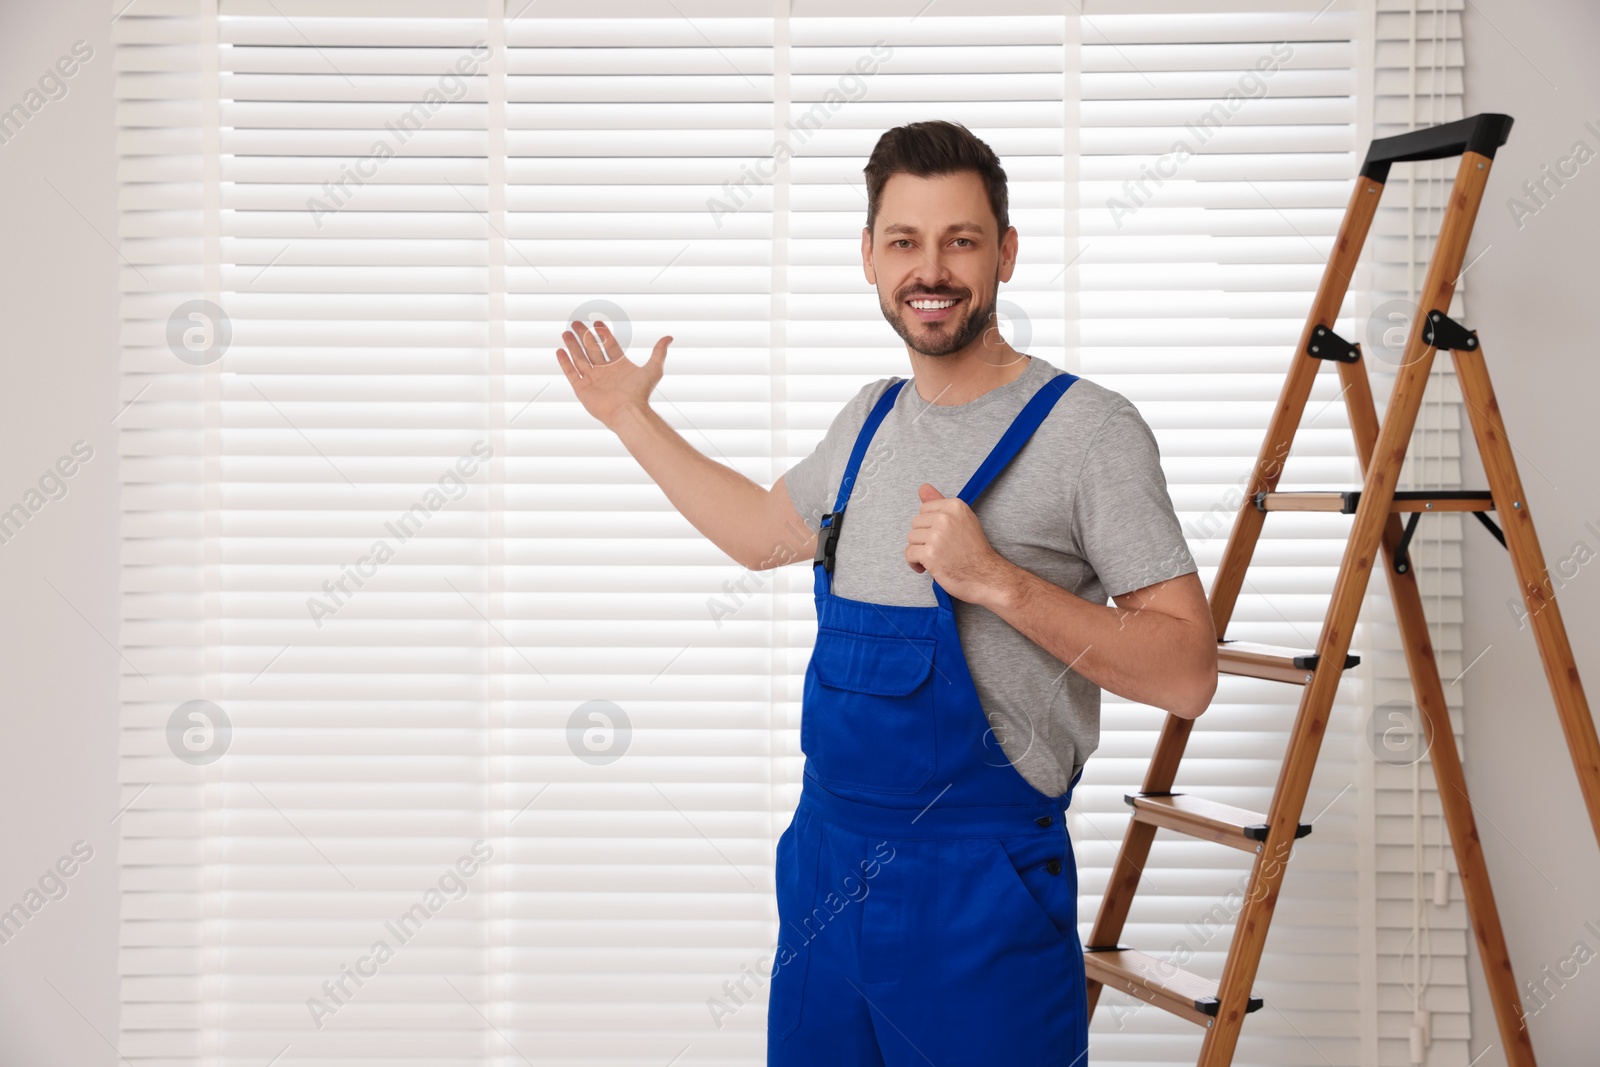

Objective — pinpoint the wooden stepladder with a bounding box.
[1082,113,1600,1065]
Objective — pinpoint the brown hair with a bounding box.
[862,120,1010,240]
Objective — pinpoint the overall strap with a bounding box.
[831,378,908,513]
[814,378,907,574]
[956,371,1078,506]
[932,371,1079,612]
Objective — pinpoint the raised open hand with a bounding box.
[555,319,673,430]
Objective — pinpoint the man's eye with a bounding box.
[953,238,973,247]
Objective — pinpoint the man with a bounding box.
[555,119,1216,1066]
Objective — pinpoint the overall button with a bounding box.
[1035,815,1053,827]
[1046,857,1063,876]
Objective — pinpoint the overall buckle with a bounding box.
[814,509,844,572]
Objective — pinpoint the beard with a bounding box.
[879,277,999,358]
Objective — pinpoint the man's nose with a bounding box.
[907,267,957,296]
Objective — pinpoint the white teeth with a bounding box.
[910,299,957,310]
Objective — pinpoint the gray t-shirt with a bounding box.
[783,355,1197,797]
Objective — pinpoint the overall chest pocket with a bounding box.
[801,628,938,795]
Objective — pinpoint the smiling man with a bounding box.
[555,119,1216,1066]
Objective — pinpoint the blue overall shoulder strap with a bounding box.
[831,378,908,513]
[930,370,1078,612]
[814,378,907,573]
[956,371,1078,506]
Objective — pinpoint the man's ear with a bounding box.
[861,225,876,286]
[997,225,1018,284]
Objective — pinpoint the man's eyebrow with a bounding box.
[880,221,987,237]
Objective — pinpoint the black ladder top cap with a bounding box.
[1361,112,1514,182]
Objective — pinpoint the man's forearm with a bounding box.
[609,402,807,570]
[973,561,1216,718]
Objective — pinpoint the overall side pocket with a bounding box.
[988,831,1076,943]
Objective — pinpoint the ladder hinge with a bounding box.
[1422,310,1479,351]
[1394,511,1422,574]
[1306,325,1360,362]
[1396,509,1506,573]
[1473,509,1508,550]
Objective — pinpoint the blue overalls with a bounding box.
[767,371,1089,1066]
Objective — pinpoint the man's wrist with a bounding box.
[977,555,1033,613]
[607,400,655,439]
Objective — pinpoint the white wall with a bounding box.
[0,0,121,1063]
[0,0,1595,1063]
[1458,0,1600,1063]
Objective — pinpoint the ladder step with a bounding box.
[1124,792,1312,852]
[1083,946,1263,1026]
[1254,489,1495,514]
[1217,640,1359,684]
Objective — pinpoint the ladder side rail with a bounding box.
[1207,174,1387,634]
[1197,149,1496,1065]
[1451,342,1600,848]
[1086,169,1388,1017]
[1340,343,1539,1065]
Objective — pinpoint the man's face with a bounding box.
[862,170,1017,359]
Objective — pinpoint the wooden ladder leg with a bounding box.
[1451,340,1600,851]
[1338,350,1540,1065]
[1198,574,1379,1066]
[1198,149,1497,1066]
[1195,660,1340,1063]
[1084,714,1190,1018]
[1206,174,1385,632]
[1085,169,1386,1021]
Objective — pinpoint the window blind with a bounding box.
[505,10,785,1063]
[113,3,1421,1064]
[117,5,507,1063]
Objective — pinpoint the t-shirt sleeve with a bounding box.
[781,382,880,534]
[1071,402,1197,599]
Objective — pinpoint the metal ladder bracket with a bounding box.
[1422,309,1479,351]
[1306,324,1359,362]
